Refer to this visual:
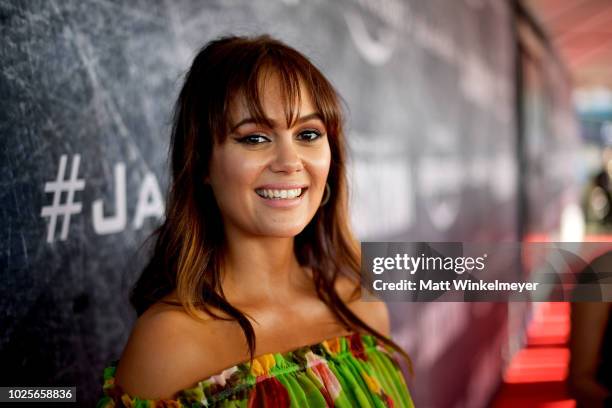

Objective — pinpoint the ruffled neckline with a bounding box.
[100,331,391,405]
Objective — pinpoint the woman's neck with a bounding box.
[220,232,312,306]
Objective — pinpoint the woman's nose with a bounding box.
[270,138,304,173]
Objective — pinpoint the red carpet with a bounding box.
[492,302,575,408]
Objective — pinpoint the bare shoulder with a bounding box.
[114,303,242,400]
[348,298,391,337]
[335,274,391,337]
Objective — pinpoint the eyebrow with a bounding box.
[229,112,323,133]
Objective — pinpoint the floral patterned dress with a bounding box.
[96,332,414,407]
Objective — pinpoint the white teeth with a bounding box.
[255,188,303,199]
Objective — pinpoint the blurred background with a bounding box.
[1,0,611,406]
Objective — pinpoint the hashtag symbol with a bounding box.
[40,154,86,243]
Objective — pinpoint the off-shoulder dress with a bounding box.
[96,332,414,407]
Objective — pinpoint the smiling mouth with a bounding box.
[255,187,308,200]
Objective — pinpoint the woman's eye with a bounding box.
[297,130,322,141]
[238,134,270,145]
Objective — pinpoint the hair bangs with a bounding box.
[219,44,341,141]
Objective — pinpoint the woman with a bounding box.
[97,35,414,407]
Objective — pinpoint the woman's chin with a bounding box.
[255,223,308,238]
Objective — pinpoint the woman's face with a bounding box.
[207,72,331,238]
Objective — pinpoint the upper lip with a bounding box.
[255,183,309,190]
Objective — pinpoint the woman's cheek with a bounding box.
[305,151,331,206]
[308,145,331,180]
[223,149,262,187]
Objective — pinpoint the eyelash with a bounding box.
[237,130,323,145]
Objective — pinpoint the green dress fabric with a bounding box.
[96,332,414,407]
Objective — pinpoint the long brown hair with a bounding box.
[130,34,412,371]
